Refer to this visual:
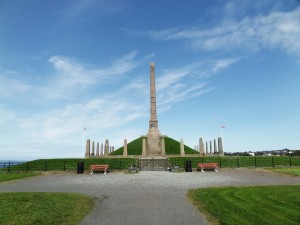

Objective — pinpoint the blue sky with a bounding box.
[0,0,299,160]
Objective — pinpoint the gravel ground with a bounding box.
[0,168,299,225]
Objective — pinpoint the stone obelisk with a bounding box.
[147,62,162,156]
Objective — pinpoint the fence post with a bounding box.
[272,157,274,167]
[219,157,222,168]
[254,157,257,167]
[119,159,122,169]
[64,160,66,171]
[27,161,29,172]
[237,157,240,168]
[8,161,11,172]
[45,160,48,171]
[289,155,292,167]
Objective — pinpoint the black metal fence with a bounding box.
[0,158,137,173]
[0,156,299,173]
[169,156,300,168]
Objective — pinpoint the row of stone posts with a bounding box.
[85,137,224,158]
[180,137,223,157]
[194,137,224,156]
[85,139,115,158]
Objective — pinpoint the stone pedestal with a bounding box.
[147,128,162,156]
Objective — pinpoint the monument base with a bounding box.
[147,128,162,156]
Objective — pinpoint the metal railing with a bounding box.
[0,156,299,173]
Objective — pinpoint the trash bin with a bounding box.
[185,160,192,172]
[77,162,84,174]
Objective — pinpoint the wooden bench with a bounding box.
[197,163,219,172]
[90,164,109,174]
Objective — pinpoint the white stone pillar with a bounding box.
[85,139,90,158]
[214,139,217,154]
[123,139,128,157]
[161,137,165,156]
[100,143,103,156]
[104,139,109,157]
[199,138,204,155]
[92,141,95,156]
[180,138,185,157]
[142,138,147,157]
[218,137,224,156]
[96,142,99,156]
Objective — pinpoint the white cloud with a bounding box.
[18,93,147,141]
[127,6,300,56]
[48,51,139,89]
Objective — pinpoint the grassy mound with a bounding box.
[188,185,300,225]
[110,137,143,155]
[164,137,198,154]
[110,136,199,155]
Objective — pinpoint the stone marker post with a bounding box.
[142,138,147,157]
[218,137,224,156]
[104,139,109,157]
[214,139,217,154]
[100,143,103,156]
[161,137,166,156]
[123,139,128,157]
[199,138,204,155]
[92,141,95,156]
[85,139,90,158]
[96,142,99,156]
[180,138,185,157]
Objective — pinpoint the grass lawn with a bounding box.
[265,167,300,176]
[188,185,300,225]
[0,173,37,182]
[0,192,94,225]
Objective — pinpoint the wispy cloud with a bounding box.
[156,58,238,111]
[49,51,139,88]
[125,6,300,56]
[18,94,147,141]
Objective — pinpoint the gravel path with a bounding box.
[0,168,299,225]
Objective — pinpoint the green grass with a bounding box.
[0,192,94,225]
[188,185,300,225]
[266,167,300,176]
[0,173,37,182]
